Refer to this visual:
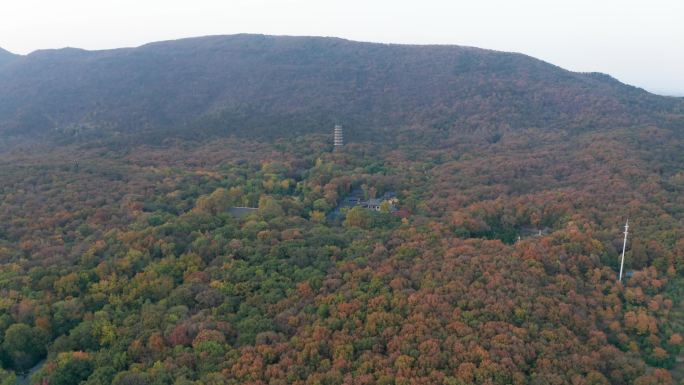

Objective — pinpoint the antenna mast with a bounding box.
[619,219,629,282]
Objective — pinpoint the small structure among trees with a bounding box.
[228,207,258,218]
[339,190,397,212]
[359,193,398,212]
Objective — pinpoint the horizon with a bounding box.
[1,0,682,96]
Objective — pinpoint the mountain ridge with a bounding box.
[0,34,682,141]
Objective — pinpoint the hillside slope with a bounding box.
[0,48,18,68]
[0,35,682,140]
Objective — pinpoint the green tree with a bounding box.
[379,200,393,214]
[313,198,332,212]
[83,366,117,385]
[0,368,16,385]
[258,196,284,219]
[2,323,48,371]
[343,206,373,229]
[50,354,94,385]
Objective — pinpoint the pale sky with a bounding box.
[1,0,683,95]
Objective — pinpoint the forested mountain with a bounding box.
[1,35,684,385]
[0,34,682,141]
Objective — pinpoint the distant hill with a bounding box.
[0,48,18,67]
[0,34,682,141]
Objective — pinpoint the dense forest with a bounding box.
[1,35,684,384]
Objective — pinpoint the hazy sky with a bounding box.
[1,0,683,95]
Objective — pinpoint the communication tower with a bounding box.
[619,219,629,282]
